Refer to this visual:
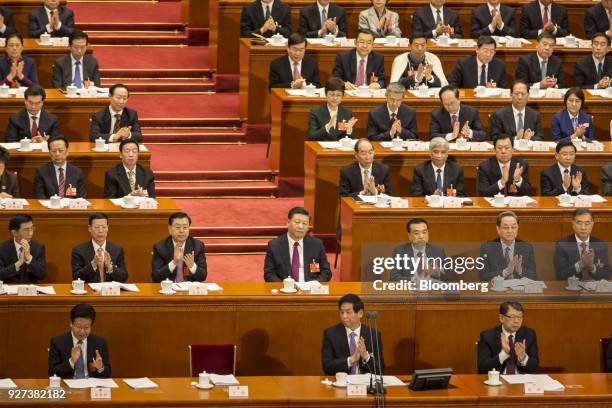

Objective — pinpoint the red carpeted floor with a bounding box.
[70,2,181,23]
[128,93,238,118]
[149,144,270,172]
[94,46,209,70]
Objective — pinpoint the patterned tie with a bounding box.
[291,241,300,281]
[292,62,300,81]
[506,334,517,374]
[128,170,136,191]
[597,62,603,81]
[504,246,511,267]
[58,167,65,198]
[362,169,369,190]
[321,8,327,27]
[517,112,524,132]
[49,10,56,33]
[113,114,121,134]
[480,64,487,86]
[356,59,366,86]
[175,244,184,283]
[75,340,85,379]
[435,168,443,192]
[451,114,458,129]
[31,116,38,138]
[390,112,396,123]
[97,247,105,282]
[74,60,83,88]
[265,5,271,20]
[580,242,593,281]
[542,6,549,25]
[540,60,547,81]
[349,332,358,374]
[436,9,442,24]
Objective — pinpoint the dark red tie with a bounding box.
[58,167,65,197]
[506,334,517,374]
[580,242,593,281]
[31,116,38,138]
[291,242,300,280]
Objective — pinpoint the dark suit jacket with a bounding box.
[477,325,539,374]
[411,5,463,38]
[71,241,128,283]
[429,104,487,141]
[0,55,38,86]
[103,163,156,198]
[540,163,590,196]
[515,52,566,88]
[367,103,418,141]
[554,235,611,280]
[0,7,17,38]
[0,170,19,197]
[152,236,207,282]
[299,3,347,38]
[0,239,46,283]
[601,163,612,197]
[308,104,356,141]
[5,109,59,142]
[478,157,532,196]
[520,1,569,38]
[390,242,447,281]
[331,49,385,88]
[52,54,101,89]
[584,4,611,39]
[470,4,516,38]
[239,0,291,37]
[269,56,320,89]
[48,332,111,378]
[488,105,543,141]
[479,238,537,281]
[89,107,143,142]
[263,234,332,282]
[33,162,86,198]
[551,110,594,142]
[410,160,466,197]
[321,323,384,375]
[448,55,507,89]
[339,161,391,197]
[29,6,75,37]
[573,55,612,89]
[607,334,612,373]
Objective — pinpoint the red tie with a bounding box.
[175,244,184,283]
[292,62,300,81]
[542,6,549,26]
[580,242,593,281]
[506,334,517,374]
[356,59,366,86]
[58,167,65,198]
[31,116,38,138]
[291,242,300,281]
[451,114,458,128]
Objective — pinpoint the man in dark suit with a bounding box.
[29,0,75,38]
[515,32,566,89]
[448,36,507,88]
[264,206,332,282]
[367,82,417,141]
[0,147,19,198]
[239,0,291,38]
[299,0,347,38]
[269,33,320,89]
[71,213,128,283]
[489,81,543,141]
[104,139,156,198]
[411,137,466,196]
[390,218,448,281]
[478,135,532,197]
[554,208,611,281]
[322,293,384,375]
[520,0,569,38]
[89,83,142,142]
[0,214,46,284]
[470,0,516,38]
[5,85,59,142]
[152,212,207,282]
[48,304,111,378]
[33,135,86,198]
[573,33,612,89]
[602,163,612,196]
[339,139,391,196]
[477,301,539,374]
[411,0,463,39]
[0,7,17,38]
[0,34,38,87]
[479,212,537,281]
[332,29,385,89]
[308,77,358,141]
[430,85,487,141]
[52,31,101,89]
[584,1,612,40]
[540,140,590,196]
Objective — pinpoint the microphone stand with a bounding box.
[366,311,386,408]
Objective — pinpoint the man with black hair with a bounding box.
[573,32,612,89]
[448,35,507,89]
[29,0,75,38]
[430,84,486,141]
[33,135,86,198]
[269,33,320,89]
[299,0,347,38]
[0,214,46,283]
[103,139,156,198]
[89,83,142,142]
[519,0,569,38]
[515,32,565,89]
[540,140,590,196]
[0,7,16,39]
[0,146,19,198]
[240,0,291,38]
[478,134,532,196]
[332,29,385,89]
[5,84,60,142]
[52,30,100,89]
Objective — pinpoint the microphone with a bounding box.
[366,310,386,404]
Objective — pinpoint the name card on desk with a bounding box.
[229,386,248,397]
[347,384,367,396]
[524,284,543,294]
[574,198,592,207]
[507,197,527,208]
[442,198,462,208]
[532,142,550,151]
[189,284,208,296]
[310,285,329,295]
[586,143,603,152]
[139,200,158,209]
[101,285,120,296]
[68,200,88,209]
[17,286,37,296]
[4,199,23,209]
[91,387,111,399]
[524,383,544,394]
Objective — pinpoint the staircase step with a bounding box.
[191,226,286,237]
[89,31,188,45]
[101,78,214,92]
[143,128,245,143]
[155,170,273,181]
[156,181,279,198]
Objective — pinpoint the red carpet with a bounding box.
[71,2,181,24]
[149,144,270,172]
[128,94,238,118]
[95,46,209,70]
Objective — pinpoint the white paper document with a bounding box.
[4,285,56,295]
[89,282,140,292]
[295,281,322,291]
[0,378,17,388]
[123,377,158,389]
[317,140,357,150]
[501,374,565,391]
[348,374,405,386]
[484,196,537,206]
[39,198,92,209]
[587,89,612,98]
[556,194,607,204]
[503,278,547,289]
[64,378,119,389]
[210,374,240,385]
[171,282,222,292]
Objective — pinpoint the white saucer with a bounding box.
[337,147,353,151]
[120,203,138,209]
[558,203,573,207]
[17,148,33,152]
[390,147,404,151]
[92,148,108,152]
[279,287,297,294]
[70,289,87,295]
[565,286,582,291]
[194,383,214,390]
[159,289,176,295]
[490,203,507,208]
[484,380,503,386]
[427,204,443,208]
[332,381,347,388]
[374,203,390,208]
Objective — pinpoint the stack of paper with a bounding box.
[109,197,158,207]
[123,378,158,389]
[501,374,565,391]
[555,194,607,204]
[295,281,322,291]
[64,378,119,389]
[503,278,547,290]
[210,374,240,386]
[89,282,140,292]
[4,285,56,295]
[39,198,92,209]
[0,378,17,388]
[172,282,222,292]
[0,198,29,206]
[347,374,405,386]
[484,196,537,206]
[317,140,357,150]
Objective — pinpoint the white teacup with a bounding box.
[49,375,61,388]
[487,369,500,384]
[0,38,5,47]
[304,83,316,96]
[40,33,51,44]
[357,85,370,97]
[271,34,284,45]
[123,195,135,207]
[475,86,487,97]
[95,138,106,150]
[335,372,347,385]
[568,276,580,290]
[324,34,335,44]
[50,195,62,209]
[20,138,31,151]
[41,140,49,152]
[198,371,211,386]
[437,35,449,46]
[494,193,505,206]
[392,137,403,149]
[72,279,84,292]
[0,84,8,97]
[417,84,429,97]
[283,277,295,291]
[560,193,572,206]
[492,276,505,291]
[385,35,397,45]
[161,279,173,292]
[66,85,77,97]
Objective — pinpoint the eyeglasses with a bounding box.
[503,314,523,321]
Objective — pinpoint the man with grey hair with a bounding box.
[367,82,418,141]
[410,137,465,196]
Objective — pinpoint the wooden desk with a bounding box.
[0,198,178,284]
[0,1,67,46]
[0,89,108,143]
[0,284,610,382]
[243,39,592,124]
[7,142,152,198]
[213,0,591,76]
[340,196,612,281]
[304,141,612,235]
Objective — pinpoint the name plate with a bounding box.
[442,198,462,208]
[310,285,329,295]
[101,286,120,296]
[532,142,549,151]
[595,281,612,292]
[507,197,527,208]
[574,198,592,207]
[68,200,88,209]
[17,286,37,296]
[524,285,543,294]
[91,387,111,399]
[347,384,367,396]
[4,199,23,209]
[188,285,208,295]
[81,88,97,98]
[578,40,591,48]
[228,386,248,397]
[139,200,158,209]
[524,383,544,394]
[586,143,603,152]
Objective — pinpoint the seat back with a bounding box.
[601,337,610,373]
[189,344,236,377]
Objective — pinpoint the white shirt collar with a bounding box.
[317,1,327,13]
[430,4,443,15]
[387,105,398,116]
[501,326,517,337]
[356,51,368,64]
[359,163,372,172]
[123,164,136,175]
[448,106,461,117]
[92,240,106,252]
[109,106,123,116]
[431,162,445,172]
[261,0,274,13]
[71,332,87,347]
[538,1,550,12]
[287,233,303,248]
[288,55,301,66]
[70,54,82,64]
[512,105,525,116]
[575,235,590,245]
[54,163,66,172]
[487,2,498,13]
[557,163,571,174]
[345,325,362,338]
[592,55,605,65]
[172,239,186,250]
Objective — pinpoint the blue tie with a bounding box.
[75,341,85,379]
[74,60,83,88]
[517,112,524,132]
[572,117,578,130]
[479,64,486,86]
[436,168,443,192]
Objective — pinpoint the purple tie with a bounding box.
[542,6,549,25]
[349,332,358,374]
[291,242,300,281]
[580,242,593,281]
[175,244,184,283]
[356,59,366,86]
[504,247,511,267]
[506,334,517,374]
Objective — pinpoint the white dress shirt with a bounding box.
[108,107,125,142]
[537,1,557,35]
[445,106,473,140]
[355,51,369,84]
[497,158,523,190]
[593,56,605,89]
[359,163,374,194]
[287,234,304,281]
[477,58,488,85]
[317,2,336,35]
[261,0,274,19]
[574,235,596,274]
[345,325,370,370]
[557,163,577,194]
[91,240,111,273]
[68,333,88,376]
[54,163,67,187]
[431,162,446,194]
[27,110,41,137]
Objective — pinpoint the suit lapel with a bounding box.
[348,51,357,83]
[443,163,454,190]
[47,163,59,193]
[39,8,50,26]
[503,107,516,135]
[102,109,112,133]
[255,1,265,26]
[116,165,132,195]
[335,325,351,359]
[352,163,364,191]
[279,234,291,277]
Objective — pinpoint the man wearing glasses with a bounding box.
[0,214,46,283]
[332,29,385,90]
[477,300,539,374]
[540,139,590,196]
[448,35,507,89]
[269,33,320,89]
[339,138,391,196]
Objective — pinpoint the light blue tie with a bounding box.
[517,112,524,132]
[540,60,547,81]
[73,60,83,88]
[572,117,578,130]
[75,341,85,379]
